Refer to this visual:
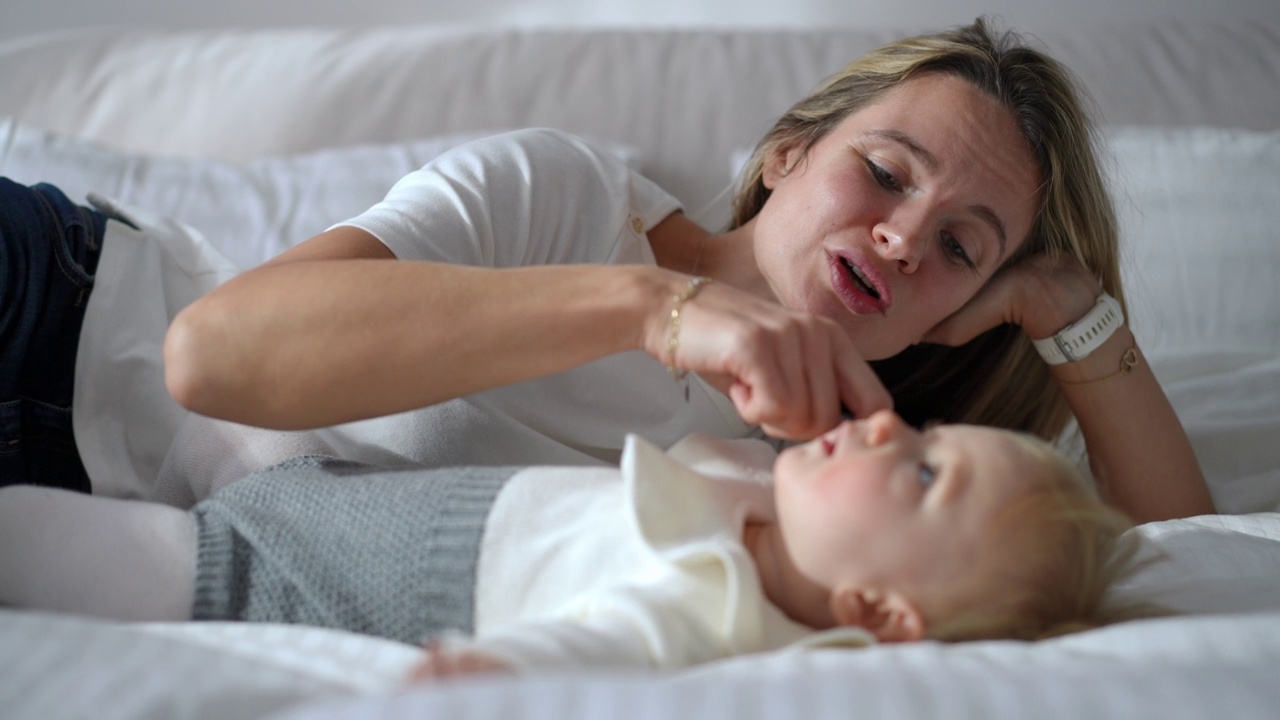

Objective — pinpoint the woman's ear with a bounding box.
[762,142,805,190]
[829,585,927,642]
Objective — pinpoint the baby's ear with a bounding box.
[829,586,927,643]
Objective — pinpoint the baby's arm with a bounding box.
[411,613,656,682]
[407,585,722,683]
[409,641,516,681]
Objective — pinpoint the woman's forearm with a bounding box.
[165,231,678,429]
[1052,327,1215,522]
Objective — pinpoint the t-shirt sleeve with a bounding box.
[331,128,682,269]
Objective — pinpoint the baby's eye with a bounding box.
[919,463,937,487]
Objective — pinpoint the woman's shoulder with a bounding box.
[348,126,679,265]
[448,127,638,174]
[404,127,646,211]
[436,127,679,232]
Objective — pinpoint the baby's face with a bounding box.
[773,410,1043,603]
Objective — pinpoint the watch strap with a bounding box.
[1032,293,1125,365]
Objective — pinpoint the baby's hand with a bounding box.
[408,641,514,683]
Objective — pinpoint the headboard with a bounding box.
[1,20,1277,216]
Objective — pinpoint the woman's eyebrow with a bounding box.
[966,204,1009,260]
[868,128,1009,257]
[868,128,939,172]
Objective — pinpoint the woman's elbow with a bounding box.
[164,302,237,416]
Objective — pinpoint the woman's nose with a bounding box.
[873,217,927,274]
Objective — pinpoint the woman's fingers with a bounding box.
[679,294,884,438]
[924,252,1105,346]
[656,282,893,439]
[799,328,839,431]
[756,321,890,438]
[719,318,822,438]
[833,337,894,422]
[922,268,1020,347]
[759,320,817,434]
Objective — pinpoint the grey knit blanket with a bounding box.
[192,456,515,646]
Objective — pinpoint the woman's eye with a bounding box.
[942,232,976,270]
[919,463,937,487]
[865,159,902,192]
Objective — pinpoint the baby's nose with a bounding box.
[864,408,907,445]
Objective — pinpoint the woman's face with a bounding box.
[751,73,1041,360]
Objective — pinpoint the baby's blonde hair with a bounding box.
[925,434,1153,642]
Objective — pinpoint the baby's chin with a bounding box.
[771,444,802,478]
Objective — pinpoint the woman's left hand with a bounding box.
[407,643,514,683]
[921,249,1217,523]
[921,250,1103,345]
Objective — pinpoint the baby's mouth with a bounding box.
[840,257,880,299]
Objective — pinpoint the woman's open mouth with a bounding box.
[828,252,889,314]
[841,257,879,299]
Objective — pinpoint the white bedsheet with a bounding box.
[5,511,1280,720]
[4,607,1279,720]
[277,614,1280,720]
[0,612,418,720]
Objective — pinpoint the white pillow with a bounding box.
[0,119,639,270]
[1111,512,1280,615]
[1103,127,1280,513]
[1106,126,1280,357]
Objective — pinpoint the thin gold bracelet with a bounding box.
[1058,346,1140,385]
[667,276,712,386]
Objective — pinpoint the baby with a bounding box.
[0,410,1136,677]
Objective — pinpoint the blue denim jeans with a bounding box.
[0,178,107,492]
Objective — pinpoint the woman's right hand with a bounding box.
[169,226,889,434]
[647,278,893,441]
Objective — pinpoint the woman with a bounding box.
[4,20,1213,522]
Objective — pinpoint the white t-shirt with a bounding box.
[463,432,873,671]
[75,129,761,501]
[322,128,754,468]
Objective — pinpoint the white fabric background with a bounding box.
[3,0,1280,41]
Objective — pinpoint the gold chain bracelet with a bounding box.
[1058,346,1140,385]
[667,276,712,392]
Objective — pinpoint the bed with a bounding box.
[2,18,1280,720]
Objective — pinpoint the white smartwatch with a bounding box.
[1031,293,1124,365]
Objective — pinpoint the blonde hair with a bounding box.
[730,18,1122,440]
[925,434,1155,642]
